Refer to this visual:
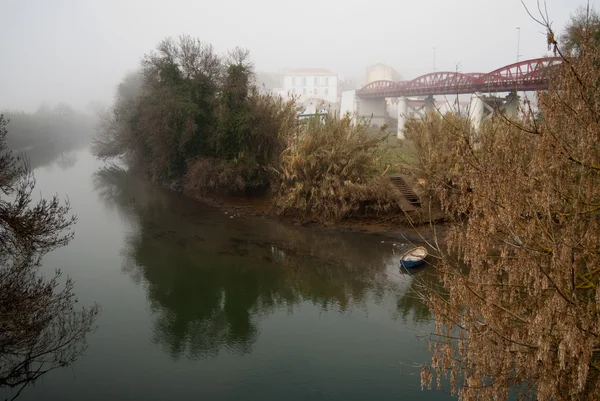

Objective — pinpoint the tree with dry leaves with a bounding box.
[0,115,98,400]
[560,5,600,57]
[407,6,600,400]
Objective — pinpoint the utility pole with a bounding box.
[455,61,462,115]
[433,47,436,71]
[516,27,521,63]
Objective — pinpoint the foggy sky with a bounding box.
[0,0,589,111]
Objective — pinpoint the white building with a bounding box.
[282,68,339,104]
[366,63,402,83]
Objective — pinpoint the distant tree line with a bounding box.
[2,103,96,151]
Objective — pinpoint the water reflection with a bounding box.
[18,140,86,171]
[93,166,433,360]
[394,267,437,324]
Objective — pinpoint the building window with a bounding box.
[324,88,329,96]
[314,88,319,96]
[324,77,329,86]
[302,77,306,86]
[303,88,306,95]
[314,77,318,86]
[292,77,296,86]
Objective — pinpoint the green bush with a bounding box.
[183,90,299,196]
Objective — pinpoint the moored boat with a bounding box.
[399,246,428,268]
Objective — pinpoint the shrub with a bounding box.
[183,90,299,196]
[405,112,475,217]
[274,114,400,223]
[184,157,261,195]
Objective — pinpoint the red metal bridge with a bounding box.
[356,57,562,99]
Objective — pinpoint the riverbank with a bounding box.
[121,153,447,246]
[190,190,448,246]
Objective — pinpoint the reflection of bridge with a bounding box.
[345,57,562,137]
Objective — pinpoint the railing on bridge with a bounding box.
[356,57,562,98]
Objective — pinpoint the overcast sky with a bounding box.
[0,0,592,111]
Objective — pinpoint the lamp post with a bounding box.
[433,47,436,71]
[516,27,521,63]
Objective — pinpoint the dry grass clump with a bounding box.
[274,115,400,223]
[183,157,263,196]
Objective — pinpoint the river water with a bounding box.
[7,148,451,401]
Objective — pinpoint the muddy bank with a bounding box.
[189,191,449,246]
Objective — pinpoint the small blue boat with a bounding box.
[399,246,428,268]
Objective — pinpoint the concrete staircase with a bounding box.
[389,175,421,208]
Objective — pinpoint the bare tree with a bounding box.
[0,115,98,400]
[179,35,223,82]
[91,71,143,160]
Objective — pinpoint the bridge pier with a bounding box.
[356,98,387,128]
[424,95,436,114]
[469,92,485,130]
[501,91,520,119]
[397,97,409,139]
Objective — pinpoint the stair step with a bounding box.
[389,175,421,206]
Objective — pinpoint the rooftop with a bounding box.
[286,68,336,76]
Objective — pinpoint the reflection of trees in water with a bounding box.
[393,266,441,324]
[19,141,85,171]
[1,266,98,400]
[55,152,78,170]
[92,165,171,222]
[0,116,98,400]
[93,166,435,360]
[122,228,264,359]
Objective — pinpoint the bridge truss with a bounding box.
[356,57,562,99]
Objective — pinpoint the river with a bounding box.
[6,148,452,401]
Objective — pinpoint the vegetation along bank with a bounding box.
[92,36,427,230]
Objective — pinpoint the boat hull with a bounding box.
[400,259,426,268]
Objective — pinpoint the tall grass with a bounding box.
[274,114,400,223]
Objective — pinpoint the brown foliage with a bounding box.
[405,112,475,217]
[274,115,400,223]
[410,21,600,401]
[244,89,300,169]
[183,157,254,195]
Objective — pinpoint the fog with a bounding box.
[0,0,588,111]
[1,105,97,170]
